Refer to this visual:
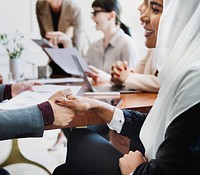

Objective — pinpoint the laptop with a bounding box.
[72,54,139,94]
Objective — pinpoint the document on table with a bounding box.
[27,77,83,84]
[0,85,81,110]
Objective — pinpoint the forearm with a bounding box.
[125,73,160,92]
[90,99,115,123]
[0,106,44,140]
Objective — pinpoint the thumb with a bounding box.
[88,65,99,73]
[55,97,67,105]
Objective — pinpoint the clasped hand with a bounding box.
[119,150,147,175]
[111,60,133,86]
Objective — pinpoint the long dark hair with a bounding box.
[92,0,132,36]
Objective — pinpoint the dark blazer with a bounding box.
[121,103,200,175]
[0,85,44,141]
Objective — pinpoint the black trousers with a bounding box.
[0,168,10,175]
[53,128,123,175]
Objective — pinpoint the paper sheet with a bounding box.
[44,47,90,75]
[0,85,81,110]
[27,77,83,84]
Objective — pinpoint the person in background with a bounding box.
[36,0,89,77]
[0,81,75,175]
[109,0,160,155]
[84,0,140,142]
[47,0,140,146]
[84,0,139,83]
[111,49,159,93]
[50,0,139,82]
[36,0,88,150]
[110,50,159,154]
[52,0,200,174]
[111,0,159,93]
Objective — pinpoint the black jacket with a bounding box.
[120,102,200,175]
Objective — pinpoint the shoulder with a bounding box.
[62,0,81,11]
[36,0,47,8]
[36,0,48,12]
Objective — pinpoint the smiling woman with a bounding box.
[141,0,163,48]
[52,0,200,174]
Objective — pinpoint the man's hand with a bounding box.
[48,89,75,126]
[54,92,115,123]
[11,81,41,97]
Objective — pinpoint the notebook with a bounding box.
[44,47,90,76]
[72,54,139,94]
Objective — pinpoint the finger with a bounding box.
[55,97,69,105]
[116,61,124,71]
[123,61,128,70]
[116,60,123,68]
[135,150,142,155]
[111,63,116,70]
[88,65,99,74]
[62,89,73,97]
[45,33,54,40]
[31,82,42,86]
[53,35,58,46]
[46,31,58,37]
[113,67,120,77]
[55,94,76,106]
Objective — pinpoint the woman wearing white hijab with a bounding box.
[52,0,200,174]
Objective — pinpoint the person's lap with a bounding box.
[0,168,10,175]
[53,128,123,175]
[87,124,110,140]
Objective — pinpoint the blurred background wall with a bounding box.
[0,0,147,81]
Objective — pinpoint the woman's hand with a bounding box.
[48,89,75,126]
[86,65,111,83]
[54,94,97,115]
[111,60,133,85]
[119,150,146,175]
[11,81,41,97]
[45,31,73,48]
[55,92,115,123]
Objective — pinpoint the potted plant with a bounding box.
[0,31,24,82]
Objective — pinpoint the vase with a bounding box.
[9,58,22,82]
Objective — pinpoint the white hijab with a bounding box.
[140,0,200,159]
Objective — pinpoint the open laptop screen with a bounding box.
[72,55,94,92]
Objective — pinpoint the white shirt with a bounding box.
[107,107,124,133]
